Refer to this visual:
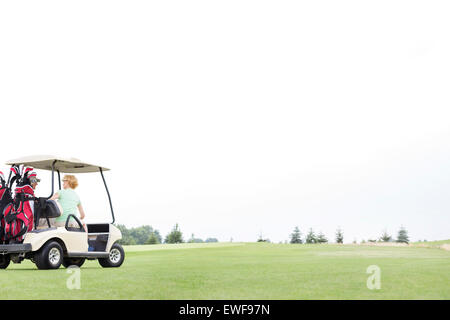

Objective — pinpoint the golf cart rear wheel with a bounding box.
[0,254,10,269]
[99,243,124,268]
[34,241,63,270]
[62,258,86,268]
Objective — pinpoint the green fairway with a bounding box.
[1,242,449,299]
[412,239,450,249]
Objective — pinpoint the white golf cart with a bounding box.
[0,155,124,270]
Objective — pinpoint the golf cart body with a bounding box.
[0,155,124,269]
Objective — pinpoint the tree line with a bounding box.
[287,226,410,244]
[114,223,410,245]
[115,223,218,245]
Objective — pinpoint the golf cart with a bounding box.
[0,155,124,270]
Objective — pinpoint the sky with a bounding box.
[0,1,449,243]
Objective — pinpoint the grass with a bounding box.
[0,242,449,299]
[412,239,450,248]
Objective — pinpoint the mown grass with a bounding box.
[412,239,450,248]
[0,242,448,299]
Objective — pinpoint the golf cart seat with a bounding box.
[35,199,62,229]
[39,199,62,218]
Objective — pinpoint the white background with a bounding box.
[1,1,449,243]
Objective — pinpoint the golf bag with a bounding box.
[0,171,13,242]
[2,166,36,242]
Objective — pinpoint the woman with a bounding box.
[50,175,86,229]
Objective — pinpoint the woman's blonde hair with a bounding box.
[63,175,78,189]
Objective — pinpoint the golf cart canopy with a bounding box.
[5,155,115,224]
[5,155,110,173]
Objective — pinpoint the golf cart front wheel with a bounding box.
[99,243,124,268]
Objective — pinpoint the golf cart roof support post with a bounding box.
[57,170,61,189]
[99,167,115,224]
[46,160,57,199]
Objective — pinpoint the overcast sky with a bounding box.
[1,1,449,243]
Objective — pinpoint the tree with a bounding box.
[116,224,134,245]
[379,229,392,242]
[396,226,409,244]
[188,233,204,243]
[305,228,316,244]
[115,224,161,245]
[290,226,303,244]
[335,228,344,244]
[165,223,184,244]
[257,231,269,242]
[130,225,154,244]
[153,230,162,244]
[316,231,328,244]
[257,231,263,242]
[146,232,160,245]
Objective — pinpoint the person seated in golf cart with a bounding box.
[29,172,40,217]
[49,174,86,230]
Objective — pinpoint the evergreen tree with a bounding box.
[379,229,392,242]
[335,228,344,244]
[290,226,303,244]
[165,223,184,244]
[146,232,160,244]
[316,231,328,244]
[396,226,409,244]
[305,228,316,244]
[257,231,269,242]
[257,231,264,242]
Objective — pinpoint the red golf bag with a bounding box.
[0,171,13,242]
[2,166,36,242]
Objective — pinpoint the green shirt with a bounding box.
[54,188,81,223]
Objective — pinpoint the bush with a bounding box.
[187,234,204,243]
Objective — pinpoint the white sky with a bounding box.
[1,1,449,243]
